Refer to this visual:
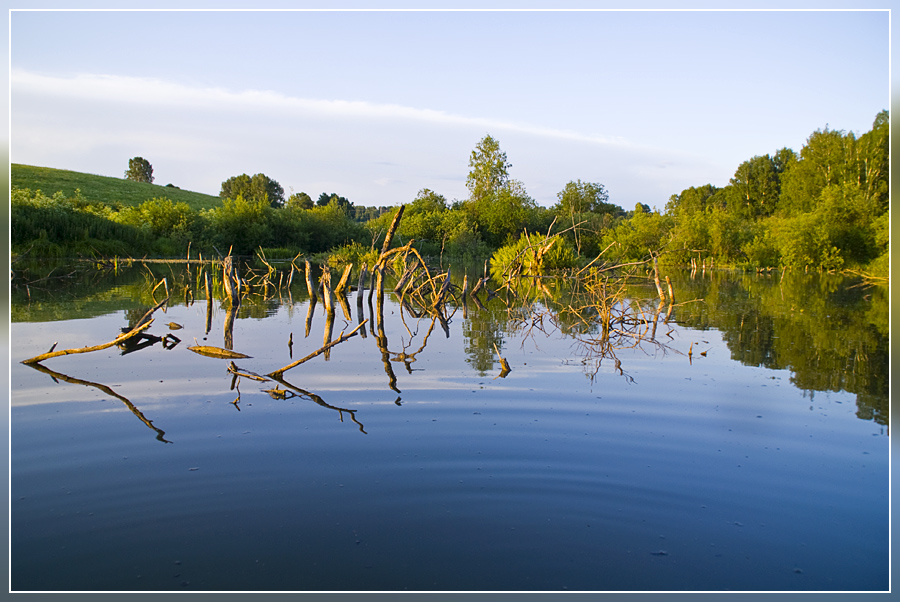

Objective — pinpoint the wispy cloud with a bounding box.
[12,69,630,148]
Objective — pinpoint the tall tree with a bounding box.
[466,134,511,203]
[125,157,154,183]
[553,180,621,255]
[778,127,853,216]
[555,180,613,215]
[853,110,889,212]
[727,155,780,219]
[220,173,285,208]
[463,136,538,247]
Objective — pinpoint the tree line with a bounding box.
[11,111,888,275]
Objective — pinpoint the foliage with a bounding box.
[125,157,154,183]
[466,134,511,203]
[302,200,369,253]
[11,187,152,257]
[114,197,195,239]
[551,180,624,256]
[601,206,673,262]
[554,179,615,215]
[325,241,379,269]
[658,110,888,271]
[408,188,448,215]
[13,112,889,274]
[203,193,273,255]
[220,173,285,208]
[286,191,314,209]
[317,192,351,210]
[490,232,578,277]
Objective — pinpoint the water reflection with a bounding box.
[22,362,171,443]
[670,270,888,426]
[12,260,889,427]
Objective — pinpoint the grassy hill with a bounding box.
[12,164,222,211]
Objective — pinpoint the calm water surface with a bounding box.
[10,263,889,591]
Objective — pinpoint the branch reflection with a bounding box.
[270,374,366,434]
[24,362,171,443]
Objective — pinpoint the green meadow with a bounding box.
[12,164,221,211]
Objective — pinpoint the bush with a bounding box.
[325,241,379,269]
[491,232,578,278]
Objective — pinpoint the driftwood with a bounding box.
[21,297,169,364]
[187,344,251,359]
[652,254,666,302]
[266,320,368,378]
[320,267,334,315]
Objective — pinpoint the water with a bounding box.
[10,263,889,591]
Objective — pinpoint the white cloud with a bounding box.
[12,69,637,148]
[11,69,730,208]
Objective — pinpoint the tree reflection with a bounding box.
[672,270,888,426]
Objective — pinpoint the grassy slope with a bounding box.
[12,164,222,211]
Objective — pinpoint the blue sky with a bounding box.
[9,8,890,210]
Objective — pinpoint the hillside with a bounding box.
[11,164,222,211]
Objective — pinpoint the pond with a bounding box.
[9,259,889,592]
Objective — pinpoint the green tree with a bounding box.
[665,184,719,217]
[601,206,673,262]
[555,180,612,215]
[286,191,314,210]
[316,192,353,215]
[466,134,511,203]
[220,173,285,208]
[727,155,781,219]
[553,180,622,256]
[125,157,154,183]
[408,188,448,215]
[462,135,539,248]
[778,126,853,216]
[853,110,889,213]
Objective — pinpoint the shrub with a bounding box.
[491,232,578,278]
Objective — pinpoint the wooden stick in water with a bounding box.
[266,320,368,378]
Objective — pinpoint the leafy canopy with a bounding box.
[220,173,285,208]
[125,157,154,184]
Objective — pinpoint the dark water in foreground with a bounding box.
[10,264,889,591]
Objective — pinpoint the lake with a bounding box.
[9,259,889,592]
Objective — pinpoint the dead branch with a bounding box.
[266,319,368,378]
[21,297,169,364]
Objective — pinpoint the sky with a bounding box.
[8,8,891,211]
